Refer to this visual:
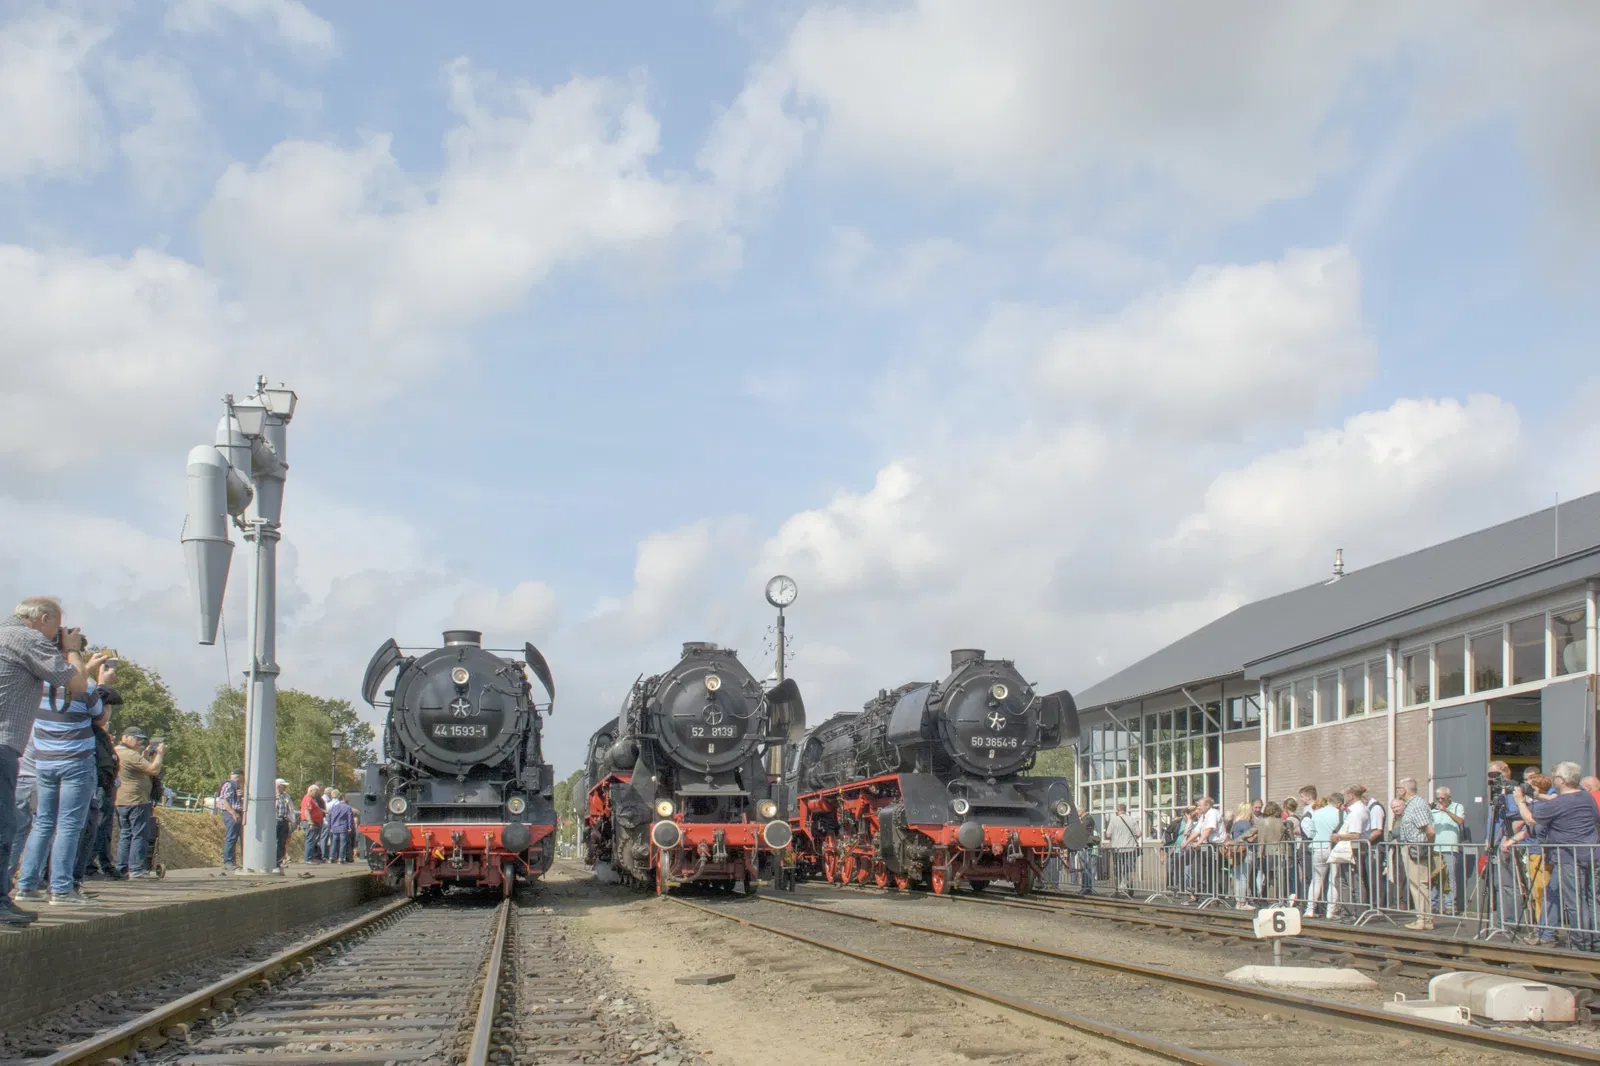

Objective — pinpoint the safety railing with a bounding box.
[1048,839,1600,950]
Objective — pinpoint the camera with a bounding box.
[55,627,87,652]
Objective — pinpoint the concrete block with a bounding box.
[1382,995,1472,1024]
[1430,971,1576,1022]
[1226,964,1377,990]
[675,972,736,986]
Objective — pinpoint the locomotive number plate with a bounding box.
[691,726,737,739]
[432,723,489,739]
[971,736,1020,748]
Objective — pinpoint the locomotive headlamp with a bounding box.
[990,683,1009,701]
[757,799,778,820]
[654,799,675,818]
[506,795,527,816]
[703,674,722,693]
[950,796,971,817]
[388,796,408,815]
[451,666,470,686]
[1053,799,1072,820]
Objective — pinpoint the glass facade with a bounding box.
[1083,702,1225,837]
[1368,659,1388,711]
[1554,609,1588,676]
[1403,649,1431,706]
[1511,615,1545,685]
[1342,664,1366,717]
[1436,637,1466,700]
[1226,694,1260,731]
[1470,629,1504,692]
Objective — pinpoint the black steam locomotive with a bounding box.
[357,630,557,898]
[581,642,804,893]
[786,648,1085,895]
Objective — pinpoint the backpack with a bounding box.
[1162,818,1182,846]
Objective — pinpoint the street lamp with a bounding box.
[182,374,298,875]
[330,730,343,790]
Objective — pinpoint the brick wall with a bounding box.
[1395,708,1430,792]
[1266,713,1389,804]
[1221,730,1261,810]
[0,873,390,1030]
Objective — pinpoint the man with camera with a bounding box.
[1512,761,1600,950]
[0,597,105,924]
[114,728,166,878]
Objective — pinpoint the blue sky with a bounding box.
[2,1,1598,773]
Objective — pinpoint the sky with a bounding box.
[3,0,1599,775]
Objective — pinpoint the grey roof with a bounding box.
[1075,492,1600,712]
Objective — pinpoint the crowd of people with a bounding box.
[1074,759,1600,947]
[0,596,365,926]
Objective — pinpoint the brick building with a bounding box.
[1073,493,1600,841]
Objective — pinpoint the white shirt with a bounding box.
[1104,812,1141,849]
[1193,806,1225,844]
[1338,803,1368,838]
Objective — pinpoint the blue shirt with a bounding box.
[1530,790,1600,847]
[32,682,102,767]
[1309,806,1341,845]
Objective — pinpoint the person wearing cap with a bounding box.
[113,727,165,878]
[274,778,296,869]
[217,768,243,871]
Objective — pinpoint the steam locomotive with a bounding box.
[356,630,557,898]
[785,648,1086,896]
[581,642,805,894]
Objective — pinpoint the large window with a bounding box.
[1316,674,1339,725]
[1272,687,1290,733]
[1436,637,1466,699]
[1343,665,1366,717]
[1293,678,1315,729]
[1470,629,1504,693]
[1403,649,1431,706]
[1226,694,1260,731]
[1511,615,1546,685]
[1083,703,1223,837]
[1369,659,1388,711]
[1554,609,1588,676]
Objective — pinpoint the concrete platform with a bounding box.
[0,862,390,1030]
[1226,964,1377,990]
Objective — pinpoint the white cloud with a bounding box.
[711,3,1414,213]
[165,0,336,56]
[102,53,208,207]
[449,581,561,647]
[0,9,108,181]
[1035,246,1372,434]
[824,226,967,306]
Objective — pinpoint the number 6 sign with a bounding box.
[1252,906,1302,939]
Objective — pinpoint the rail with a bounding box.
[466,898,512,1066]
[33,897,412,1066]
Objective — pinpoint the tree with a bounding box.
[189,686,378,798]
[92,653,207,794]
[553,768,582,847]
[1029,744,1076,781]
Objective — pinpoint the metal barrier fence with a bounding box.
[1047,840,1600,951]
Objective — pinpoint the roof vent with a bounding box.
[443,630,482,647]
[1331,549,1345,581]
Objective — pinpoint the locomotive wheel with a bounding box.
[893,873,910,891]
[931,867,950,896]
[970,880,989,893]
[655,862,667,895]
[502,862,514,900]
[874,865,889,889]
[823,849,840,884]
[856,863,871,886]
[1013,869,1032,897]
[842,854,857,884]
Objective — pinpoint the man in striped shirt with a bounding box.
[0,597,104,924]
[15,660,115,906]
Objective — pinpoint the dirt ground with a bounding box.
[543,860,1165,1066]
[112,808,306,869]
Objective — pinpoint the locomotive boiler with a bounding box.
[582,641,804,893]
[356,630,557,898]
[786,648,1086,896]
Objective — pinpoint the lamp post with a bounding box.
[183,375,297,875]
[330,730,342,791]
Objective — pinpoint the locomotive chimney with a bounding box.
[951,648,985,670]
[443,629,482,647]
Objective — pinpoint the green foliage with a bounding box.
[92,649,376,799]
[553,768,583,846]
[1029,744,1076,781]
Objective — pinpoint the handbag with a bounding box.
[1328,840,1354,864]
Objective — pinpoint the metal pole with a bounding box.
[241,413,287,874]
[776,608,786,683]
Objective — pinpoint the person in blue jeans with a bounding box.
[114,728,165,877]
[217,769,243,870]
[324,788,354,864]
[17,662,113,906]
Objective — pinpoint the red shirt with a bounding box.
[1589,789,1600,815]
[301,793,325,825]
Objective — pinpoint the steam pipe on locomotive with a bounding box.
[581,642,805,894]
[785,648,1087,896]
[356,629,557,899]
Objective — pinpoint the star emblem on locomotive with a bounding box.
[449,696,472,718]
[987,711,1007,731]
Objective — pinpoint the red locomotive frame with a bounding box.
[791,773,1063,895]
[586,771,771,893]
[361,821,554,898]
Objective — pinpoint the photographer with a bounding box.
[1513,762,1599,951]
[0,597,106,923]
[114,729,165,878]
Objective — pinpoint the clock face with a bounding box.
[765,574,797,607]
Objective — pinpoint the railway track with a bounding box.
[22,896,607,1066]
[678,891,1600,1066]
